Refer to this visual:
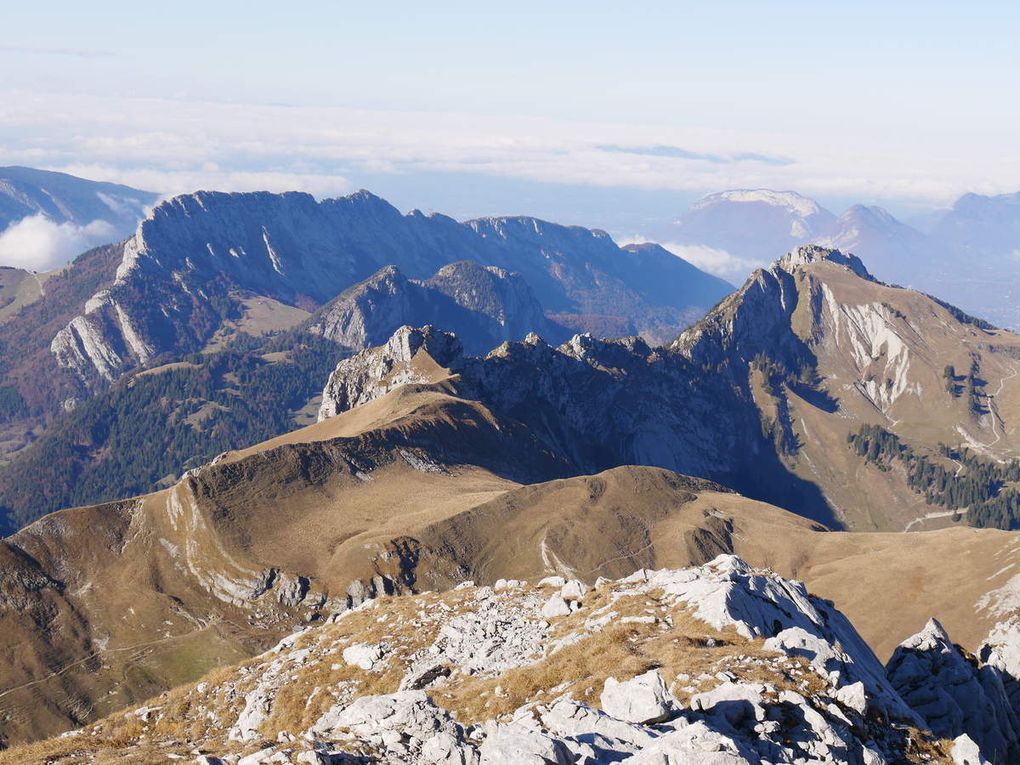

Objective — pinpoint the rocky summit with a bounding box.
[318,246,1020,532]
[8,554,1016,765]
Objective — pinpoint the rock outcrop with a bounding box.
[317,325,464,419]
[15,555,994,764]
[887,619,1019,763]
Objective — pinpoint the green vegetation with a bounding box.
[0,330,345,531]
[965,356,984,414]
[924,293,998,331]
[848,424,1020,529]
[0,386,25,423]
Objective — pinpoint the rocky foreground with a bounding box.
[6,556,1019,765]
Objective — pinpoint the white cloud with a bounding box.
[664,244,761,284]
[619,236,760,284]
[3,89,1014,209]
[0,215,117,270]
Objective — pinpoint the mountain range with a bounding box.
[0,189,729,531]
[318,247,1020,532]
[3,177,1020,762]
[1,334,1020,761]
[663,188,1020,330]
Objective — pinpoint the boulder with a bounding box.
[600,669,677,724]
[313,690,462,747]
[560,580,589,601]
[690,681,765,728]
[953,734,991,765]
[835,681,868,715]
[541,594,572,619]
[341,643,383,671]
[478,721,572,764]
[540,697,655,749]
[625,720,750,764]
[420,731,477,764]
[538,576,567,588]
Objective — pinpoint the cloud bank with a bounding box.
[0,215,117,270]
[3,89,1015,210]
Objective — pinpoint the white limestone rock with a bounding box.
[625,719,749,764]
[560,580,588,601]
[541,594,572,619]
[953,733,992,765]
[980,618,1020,718]
[341,642,384,671]
[539,697,656,752]
[313,690,463,752]
[478,721,572,764]
[888,618,1019,764]
[600,669,677,724]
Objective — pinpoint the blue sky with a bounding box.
[2,2,1019,233]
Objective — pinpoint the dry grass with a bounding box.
[436,588,819,724]
[0,582,948,765]
[901,731,954,764]
[262,590,470,736]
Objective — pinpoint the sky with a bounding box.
[2,2,1020,271]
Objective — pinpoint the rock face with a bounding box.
[887,619,1020,763]
[306,261,567,356]
[317,245,1020,531]
[49,190,730,388]
[19,554,1000,764]
[981,618,1020,717]
[317,325,464,419]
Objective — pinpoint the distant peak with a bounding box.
[696,189,825,218]
[776,245,874,281]
[345,188,386,204]
[840,204,897,224]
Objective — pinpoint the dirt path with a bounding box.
[984,363,1018,449]
[904,508,967,533]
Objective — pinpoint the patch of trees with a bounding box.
[847,424,1020,529]
[924,293,997,331]
[966,355,984,415]
[0,385,25,423]
[0,330,345,531]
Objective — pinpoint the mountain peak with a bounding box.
[695,188,826,218]
[841,203,897,223]
[776,244,875,281]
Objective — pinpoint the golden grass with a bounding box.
[0,583,951,765]
[436,589,821,724]
[260,590,467,736]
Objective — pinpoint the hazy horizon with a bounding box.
[4,4,1019,206]
[4,2,1020,279]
